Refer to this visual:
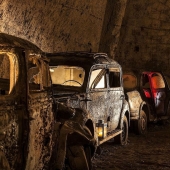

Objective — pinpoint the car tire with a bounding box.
[114,115,128,145]
[135,110,147,135]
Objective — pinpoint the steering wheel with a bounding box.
[62,80,81,85]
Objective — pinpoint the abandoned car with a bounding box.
[141,71,170,121]
[123,70,170,133]
[0,33,54,170]
[47,52,130,146]
[123,71,148,135]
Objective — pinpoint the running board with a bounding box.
[98,129,122,145]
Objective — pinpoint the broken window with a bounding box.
[49,66,85,87]
[0,52,18,95]
[89,69,107,89]
[109,68,121,88]
[28,55,51,91]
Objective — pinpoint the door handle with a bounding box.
[120,95,125,100]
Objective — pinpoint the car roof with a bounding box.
[46,51,121,68]
[0,33,41,52]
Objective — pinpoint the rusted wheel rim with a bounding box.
[141,116,146,131]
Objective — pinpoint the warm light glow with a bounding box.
[0,52,19,94]
[151,73,165,89]
[98,127,103,137]
[96,120,107,139]
[49,65,85,87]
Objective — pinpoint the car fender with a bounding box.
[139,100,150,120]
[120,99,130,127]
[126,90,143,118]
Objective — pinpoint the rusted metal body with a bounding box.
[123,70,148,134]
[0,33,54,170]
[47,52,130,146]
[123,69,170,134]
[126,90,144,118]
[47,101,97,170]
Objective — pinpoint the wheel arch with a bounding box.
[125,110,130,127]
[85,119,95,137]
[140,101,150,122]
[120,100,130,127]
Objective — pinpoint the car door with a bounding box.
[142,72,168,116]
[25,53,54,170]
[87,65,108,125]
[107,66,123,130]
[149,72,168,116]
[0,50,27,170]
[141,73,154,110]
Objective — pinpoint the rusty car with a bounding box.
[0,33,55,170]
[123,69,170,134]
[123,71,148,135]
[47,52,130,147]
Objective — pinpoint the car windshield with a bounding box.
[50,65,85,87]
[123,74,137,89]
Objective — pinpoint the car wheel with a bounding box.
[114,115,128,145]
[135,110,147,135]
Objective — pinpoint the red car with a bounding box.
[123,70,170,135]
[141,71,170,121]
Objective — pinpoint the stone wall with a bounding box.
[0,0,106,52]
[115,0,170,74]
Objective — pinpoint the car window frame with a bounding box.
[107,65,122,90]
[0,51,19,96]
[88,65,108,92]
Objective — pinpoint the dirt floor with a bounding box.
[92,120,170,170]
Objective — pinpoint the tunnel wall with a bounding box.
[0,0,107,52]
[115,0,170,74]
